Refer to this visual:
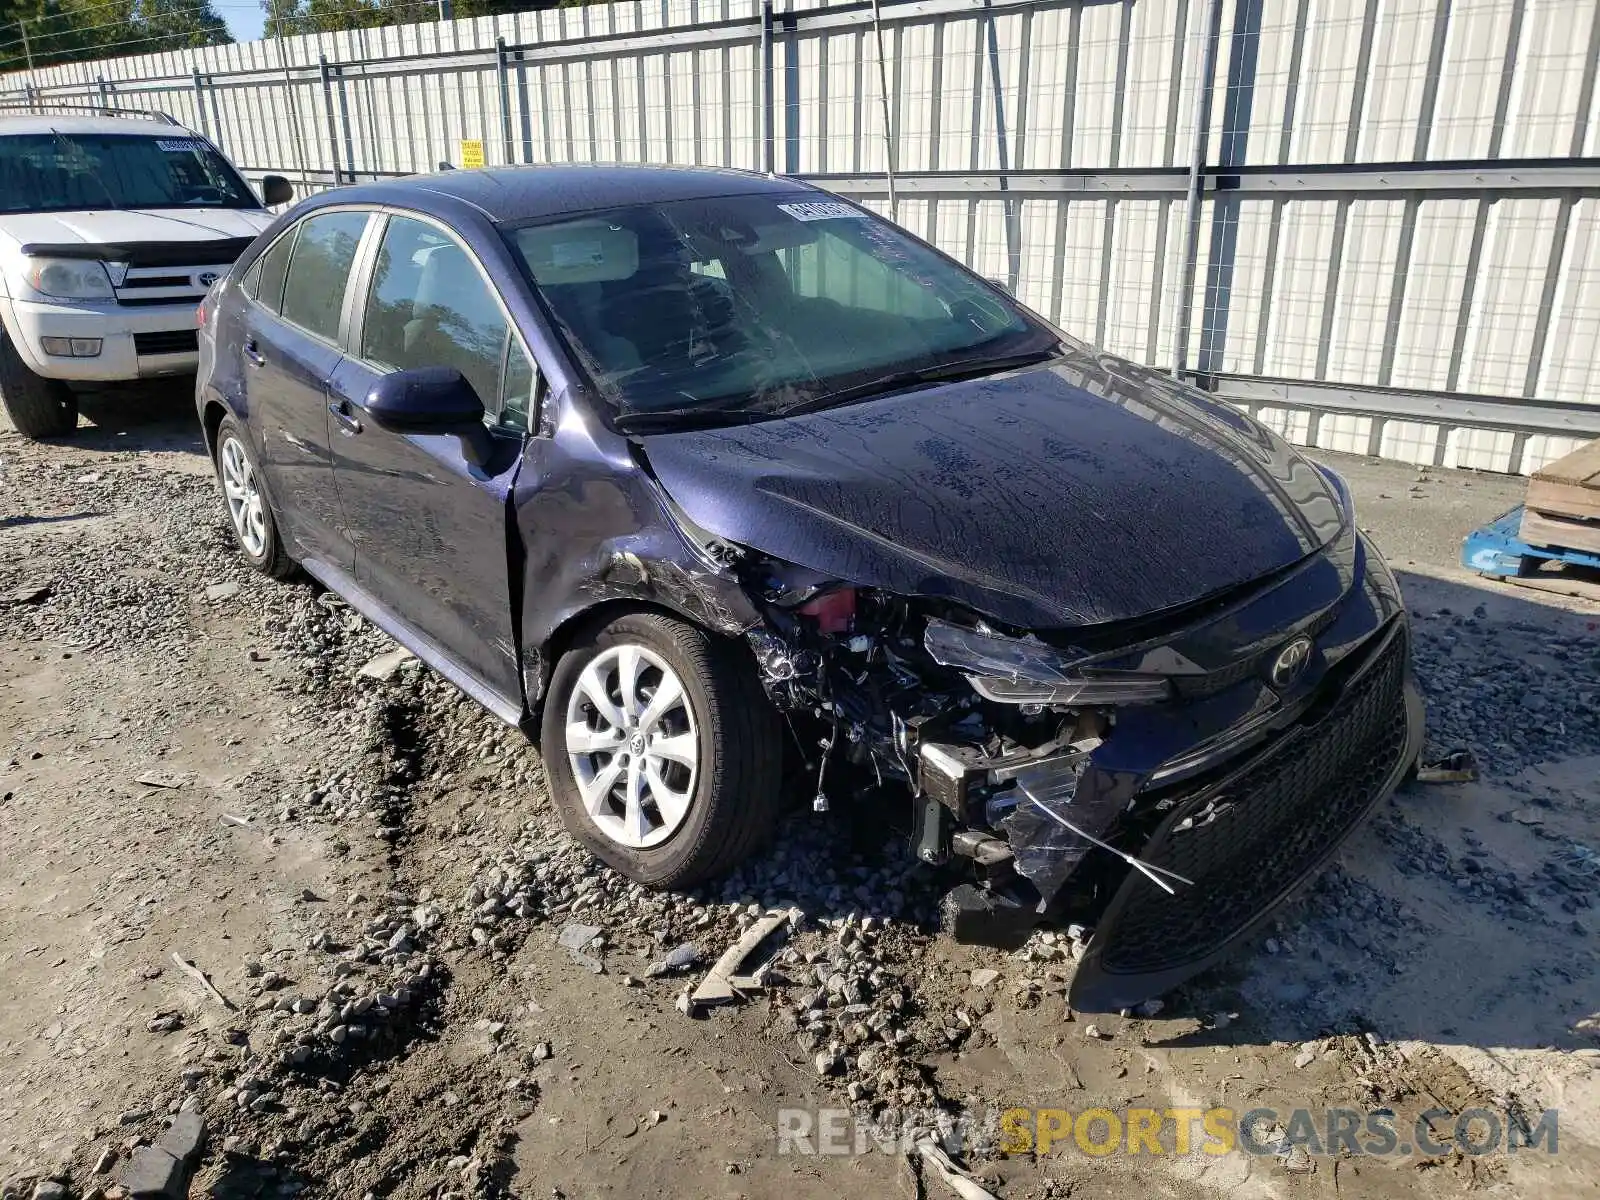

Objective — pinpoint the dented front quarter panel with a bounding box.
[511,385,761,705]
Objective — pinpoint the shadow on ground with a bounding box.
[1161,567,1598,1055]
[69,379,207,456]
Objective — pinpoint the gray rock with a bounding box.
[120,1145,185,1198]
[32,1183,70,1200]
[155,1110,206,1163]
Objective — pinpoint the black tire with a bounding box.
[0,333,77,439]
[215,415,295,579]
[542,610,783,889]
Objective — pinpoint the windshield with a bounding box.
[507,193,1061,425]
[0,132,259,213]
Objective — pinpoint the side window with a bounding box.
[280,210,370,341]
[500,335,538,431]
[250,229,295,314]
[240,257,261,300]
[361,215,509,416]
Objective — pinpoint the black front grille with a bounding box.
[1170,605,1342,700]
[1097,627,1411,976]
[134,329,199,356]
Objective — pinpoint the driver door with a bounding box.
[326,213,538,721]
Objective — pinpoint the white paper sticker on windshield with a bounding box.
[157,139,203,152]
[777,201,864,222]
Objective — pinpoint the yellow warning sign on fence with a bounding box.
[459,139,485,169]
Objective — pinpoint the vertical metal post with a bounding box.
[759,0,774,175]
[277,23,310,184]
[438,0,453,20]
[1172,0,1225,379]
[334,65,357,182]
[496,37,514,165]
[191,70,209,139]
[19,21,33,71]
[319,55,342,184]
[96,75,111,112]
[871,0,898,219]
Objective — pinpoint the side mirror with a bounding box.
[364,367,484,431]
[261,175,294,206]
[986,277,1015,297]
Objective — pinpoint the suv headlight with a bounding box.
[23,258,115,301]
[924,618,1171,705]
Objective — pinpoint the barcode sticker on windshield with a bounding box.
[778,201,864,222]
[157,139,203,152]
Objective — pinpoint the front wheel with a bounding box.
[542,611,782,888]
[0,334,77,439]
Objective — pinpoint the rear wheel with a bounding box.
[542,611,782,888]
[215,416,294,579]
[0,334,77,439]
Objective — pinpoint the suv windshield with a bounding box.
[507,193,1062,426]
[0,132,259,213]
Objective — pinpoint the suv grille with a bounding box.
[1096,626,1411,977]
[116,263,232,308]
[133,330,199,356]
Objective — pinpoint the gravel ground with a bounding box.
[1,392,1597,1200]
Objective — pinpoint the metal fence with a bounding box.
[4,0,1599,474]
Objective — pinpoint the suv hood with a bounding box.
[637,351,1346,630]
[0,207,272,251]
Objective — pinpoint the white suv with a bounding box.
[0,107,291,438]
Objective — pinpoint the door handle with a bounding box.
[328,397,364,435]
[242,338,265,368]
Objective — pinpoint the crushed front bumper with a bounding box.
[1067,619,1424,1010]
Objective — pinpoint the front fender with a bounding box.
[513,393,761,705]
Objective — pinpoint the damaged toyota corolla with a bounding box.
[197,165,1424,1010]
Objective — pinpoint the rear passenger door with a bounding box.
[241,208,372,572]
[325,212,535,720]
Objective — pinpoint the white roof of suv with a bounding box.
[0,114,187,137]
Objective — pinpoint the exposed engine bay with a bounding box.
[741,571,1183,943]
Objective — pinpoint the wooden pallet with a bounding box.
[1520,439,1600,555]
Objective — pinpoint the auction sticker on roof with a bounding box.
[778,201,865,222]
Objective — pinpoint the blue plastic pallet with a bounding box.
[1461,505,1600,577]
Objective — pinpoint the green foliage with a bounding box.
[2,0,231,72]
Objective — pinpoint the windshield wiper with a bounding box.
[614,399,778,434]
[772,348,1063,418]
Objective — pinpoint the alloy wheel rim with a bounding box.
[219,436,267,558]
[565,643,699,849]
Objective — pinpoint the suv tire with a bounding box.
[0,334,78,439]
[543,611,782,888]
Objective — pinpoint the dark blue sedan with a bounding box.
[196,166,1423,1009]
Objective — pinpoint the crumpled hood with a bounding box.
[0,207,273,250]
[637,350,1345,629]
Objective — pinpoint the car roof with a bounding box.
[321,164,821,224]
[0,114,192,137]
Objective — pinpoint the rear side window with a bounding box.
[246,229,295,313]
[280,210,370,342]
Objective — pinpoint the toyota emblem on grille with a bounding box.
[195,271,219,288]
[1270,635,1314,689]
